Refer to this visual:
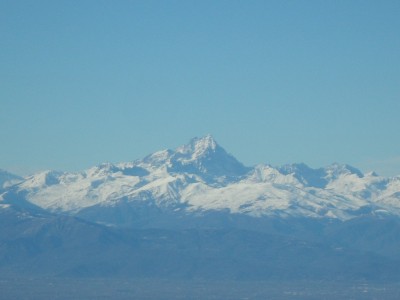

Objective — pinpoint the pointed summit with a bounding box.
[170,135,250,184]
[192,134,217,149]
[176,134,218,158]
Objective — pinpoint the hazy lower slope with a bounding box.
[0,169,22,190]
[1,202,399,280]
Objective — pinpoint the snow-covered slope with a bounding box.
[1,135,400,222]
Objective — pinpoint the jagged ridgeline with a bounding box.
[1,135,400,280]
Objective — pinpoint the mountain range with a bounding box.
[1,135,400,280]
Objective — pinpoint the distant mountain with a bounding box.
[2,135,399,224]
[1,135,400,280]
[168,134,250,183]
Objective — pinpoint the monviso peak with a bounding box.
[169,135,250,184]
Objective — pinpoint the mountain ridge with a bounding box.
[2,135,400,281]
[1,135,400,224]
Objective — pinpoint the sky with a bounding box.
[1,0,399,176]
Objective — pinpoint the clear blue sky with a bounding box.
[1,0,399,176]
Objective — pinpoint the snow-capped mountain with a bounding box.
[2,136,400,281]
[1,135,400,224]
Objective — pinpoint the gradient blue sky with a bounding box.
[1,1,399,176]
